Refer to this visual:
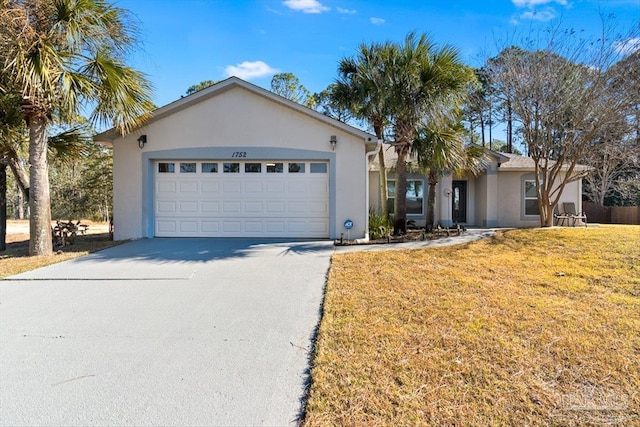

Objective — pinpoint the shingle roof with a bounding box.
[369,149,591,173]
[498,153,591,172]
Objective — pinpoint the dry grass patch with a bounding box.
[1,221,122,278]
[305,225,640,426]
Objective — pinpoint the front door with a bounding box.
[452,181,467,224]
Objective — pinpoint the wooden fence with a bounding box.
[583,202,640,225]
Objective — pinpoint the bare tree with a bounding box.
[583,50,640,206]
[488,20,639,226]
[582,118,640,205]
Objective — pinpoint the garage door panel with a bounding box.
[266,221,285,233]
[201,221,219,232]
[308,181,329,193]
[157,201,177,213]
[179,201,199,213]
[244,201,264,213]
[288,201,306,213]
[309,220,329,233]
[222,221,242,233]
[157,181,177,194]
[245,181,263,193]
[223,201,241,213]
[244,221,263,233]
[202,201,220,213]
[266,201,285,213]
[266,182,285,193]
[179,221,198,233]
[180,181,199,193]
[156,220,177,233]
[155,160,329,238]
[308,201,329,215]
[287,221,306,233]
[201,181,220,193]
[287,182,306,193]
[223,181,241,193]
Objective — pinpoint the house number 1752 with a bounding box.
[231,151,247,158]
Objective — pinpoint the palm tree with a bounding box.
[0,85,26,251]
[412,119,485,229]
[334,41,394,216]
[385,33,474,234]
[0,0,153,255]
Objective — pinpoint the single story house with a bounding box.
[95,77,379,241]
[95,77,588,241]
[368,146,589,228]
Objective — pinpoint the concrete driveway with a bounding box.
[0,238,334,426]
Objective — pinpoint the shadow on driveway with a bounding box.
[7,238,334,281]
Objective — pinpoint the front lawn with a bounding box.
[304,225,640,426]
[1,221,122,278]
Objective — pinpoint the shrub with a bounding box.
[369,210,392,240]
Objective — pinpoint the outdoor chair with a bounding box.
[553,205,571,226]
[563,202,587,227]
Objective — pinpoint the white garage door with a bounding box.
[154,160,330,238]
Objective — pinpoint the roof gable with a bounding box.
[95,76,375,145]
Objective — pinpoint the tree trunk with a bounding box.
[480,113,486,147]
[506,100,513,153]
[373,124,388,218]
[6,146,30,201]
[378,149,388,216]
[0,161,7,252]
[541,204,554,227]
[393,146,408,235]
[28,116,53,256]
[17,184,24,220]
[426,170,438,229]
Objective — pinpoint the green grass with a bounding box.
[304,225,640,426]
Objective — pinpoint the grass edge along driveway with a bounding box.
[304,225,640,426]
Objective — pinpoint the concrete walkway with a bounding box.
[0,238,333,426]
[334,228,497,253]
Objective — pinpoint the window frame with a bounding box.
[288,162,306,173]
[223,162,240,173]
[386,179,425,216]
[523,177,541,217]
[201,162,218,173]
[158,162,175,173]
[244,162,262,173]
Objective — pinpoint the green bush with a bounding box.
[369,210,392,240]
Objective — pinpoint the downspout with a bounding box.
[357,139,382,243]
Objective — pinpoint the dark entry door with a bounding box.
[452,181,467,224]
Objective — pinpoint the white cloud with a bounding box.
[614,37,640,55]
[337,7,357,14]
[224,61,279,80]
[512,0,567,7]
[520,6,557,21]
[282,0,329,14]
[370,17,385,25]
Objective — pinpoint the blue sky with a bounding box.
[116,0,640,109]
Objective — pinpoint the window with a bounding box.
[245,163,262,173]
[201,163,218,173]
[158,162,175,173]
[288,162,305,173]
[387,180,424,215]
[180,162,196,173]
[310,163,327,173]
[223,162,240,173]
[267,163,283,173]
[524,180,540,215]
